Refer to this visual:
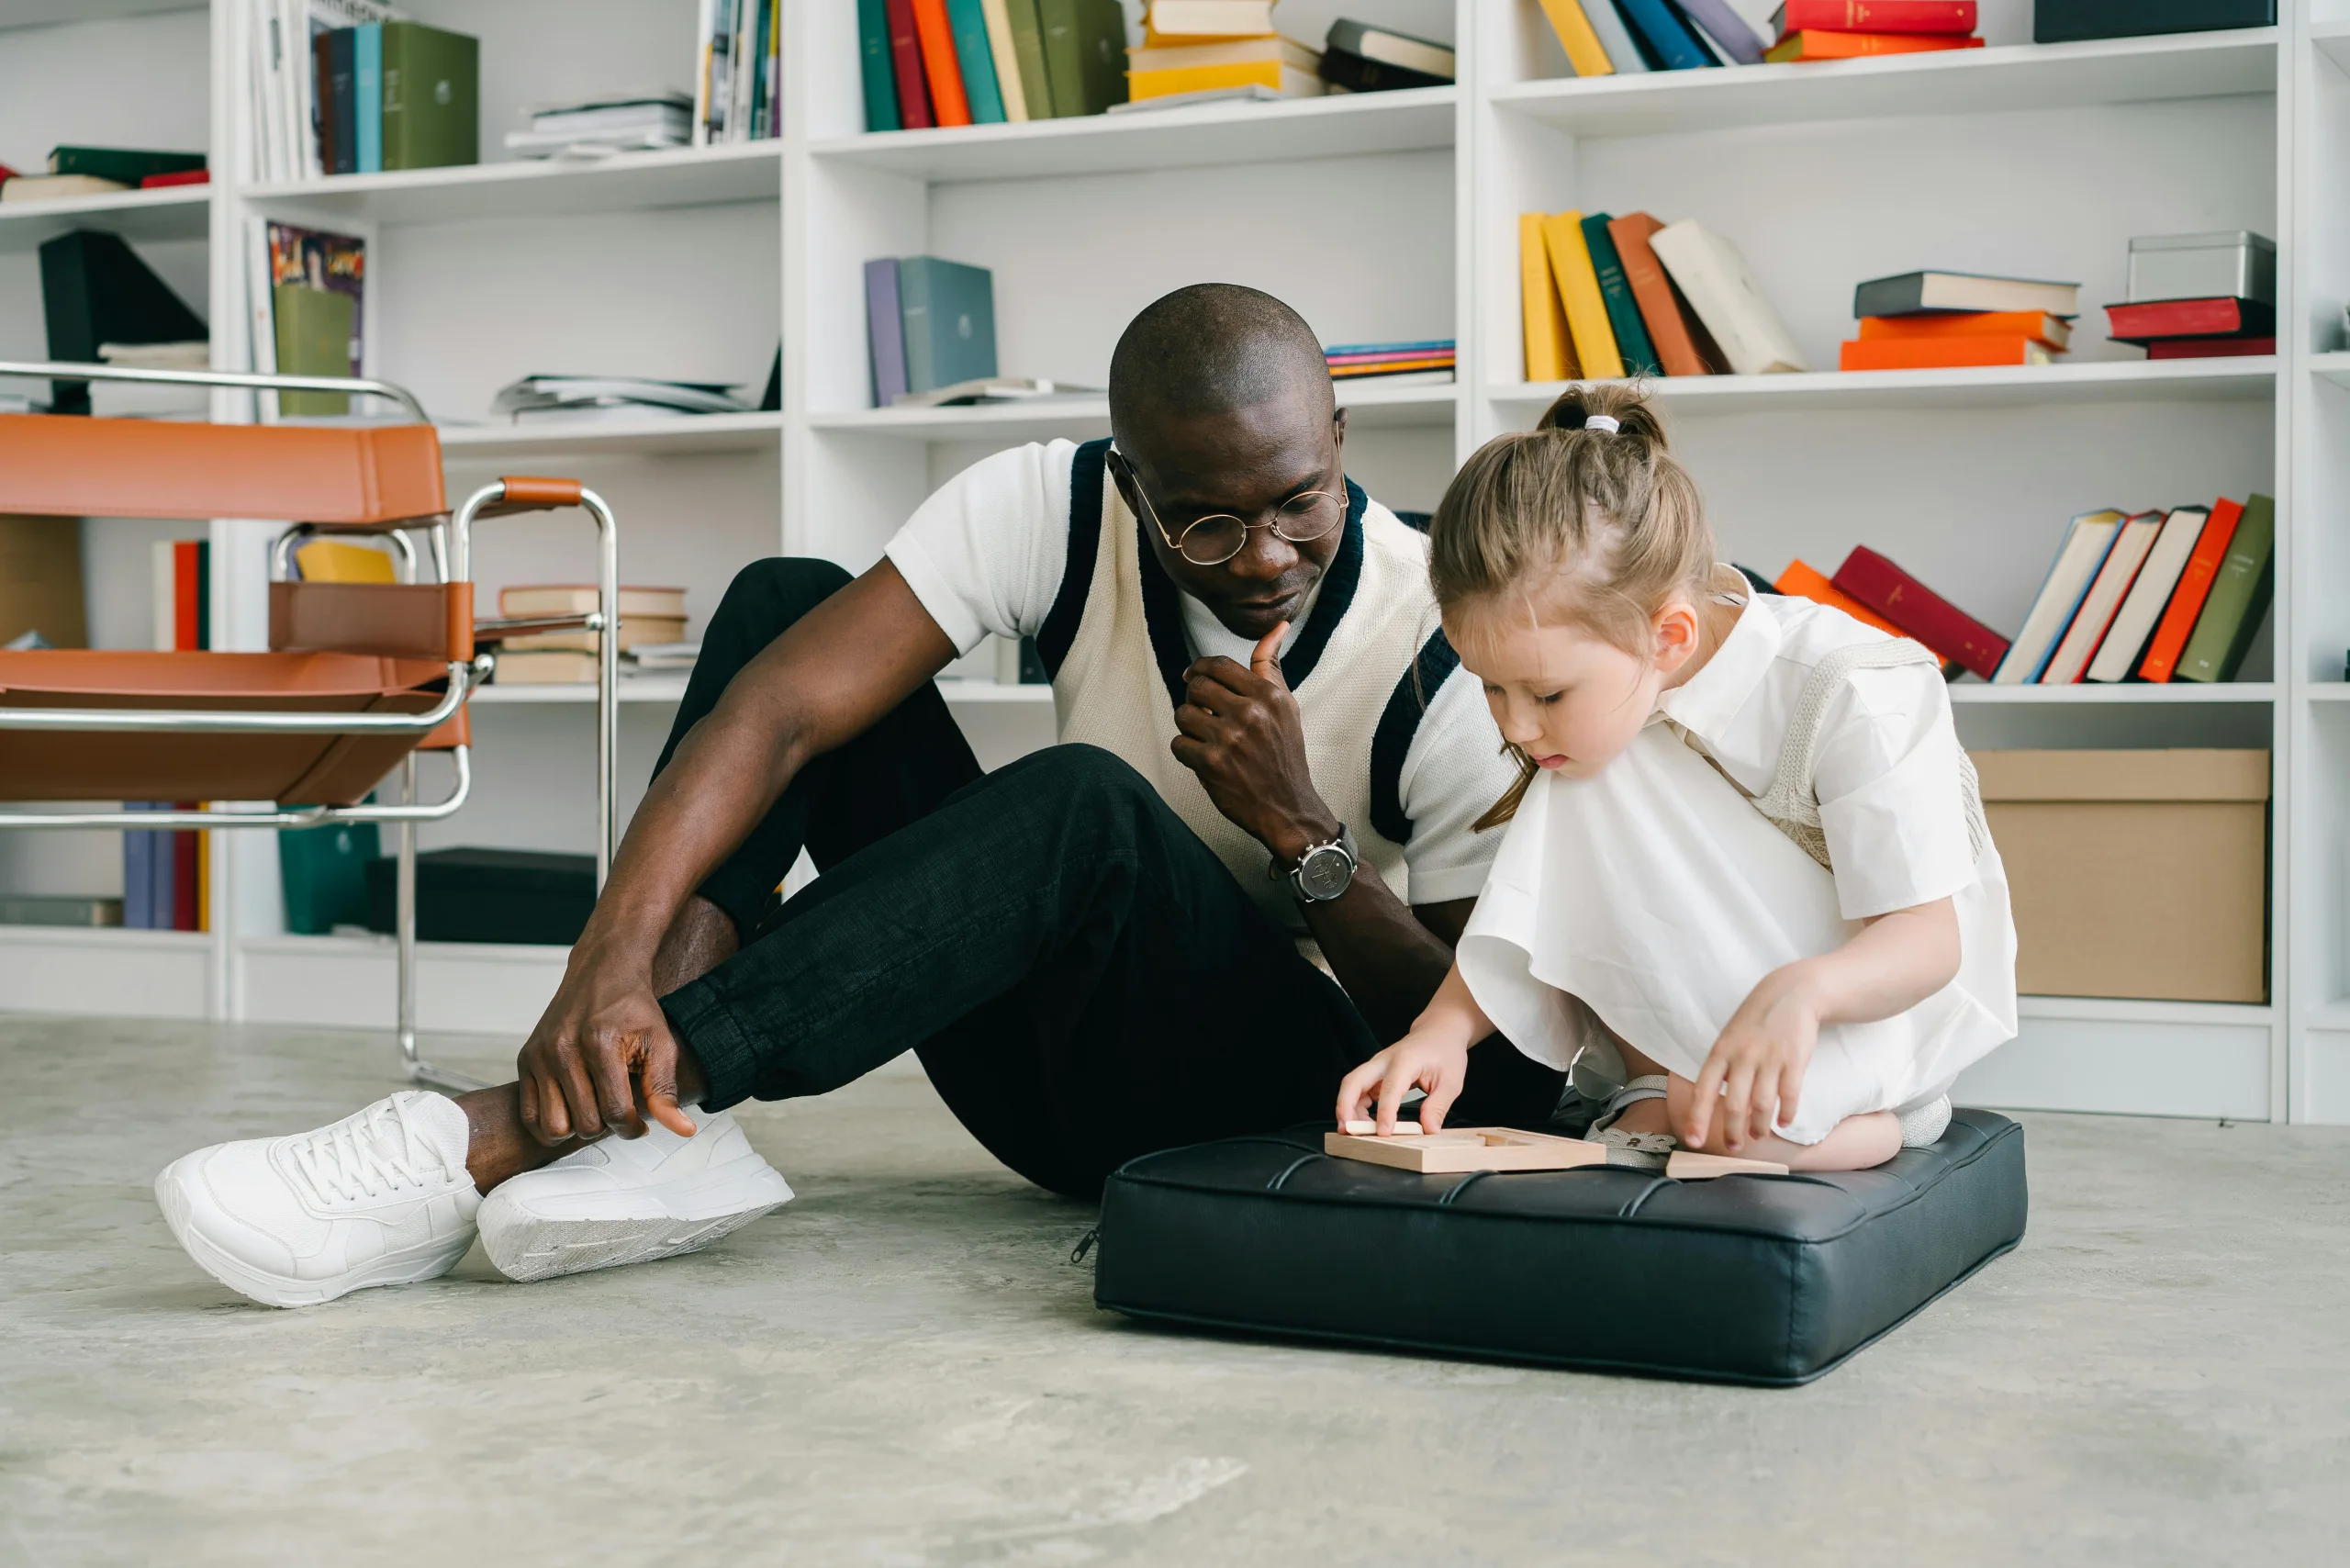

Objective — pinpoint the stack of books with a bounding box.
[0,147,206,204]
[1993,496,2274,685]
[1317,17,1454,94]
[506,93,693,159]
[1521,210,1803,380]
[307,17,478,177]
[1840,271,2078,372]
[1534,0,1767,75]
[1765,2,1982,62]
[858,0,1127,131]
[693,1,780,144]
[92,342,210,420]
[1126,3,1323,106]
[489,585,691,684]
[1326,341,1454,386]
[2105,231,2277,360]
[489,375,753,424]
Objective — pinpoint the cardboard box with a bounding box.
[0,513,87,648]
[1975,749,2269,1002]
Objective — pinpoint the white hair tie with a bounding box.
[1583,415,1620,434]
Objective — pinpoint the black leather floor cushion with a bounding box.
[1094,1109,2026,1385]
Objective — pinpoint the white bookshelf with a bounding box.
[3,0,2343,1124]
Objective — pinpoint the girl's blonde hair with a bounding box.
[1428,382,1718,828]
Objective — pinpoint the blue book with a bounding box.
[123,806,152,930]
[327,28,357,174]
[896,256,997,395]
[1325,339,1457,355]
[354,23,383,173]
[945,0,1006,124]
[865,257,908,407]
[1614,0,1714,71]
[857,0,899,131]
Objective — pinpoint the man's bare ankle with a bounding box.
[649,895,741,996]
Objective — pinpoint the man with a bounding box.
[154,285,1564,1308]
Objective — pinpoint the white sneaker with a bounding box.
[154,1091,481,1308]
[475,1107,792,1282]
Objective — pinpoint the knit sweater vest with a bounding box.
[1038,438,1453,930]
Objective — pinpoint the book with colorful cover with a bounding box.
[1521,214,1578,381]
[1610,212,1720,375]
[1765,29,1984,60]
[1771,1,1976,33]
[1839,336,2053,371]
[1831,545,2009,679]
[1582,213,1662,375]
[2138,498,2244,682]
[1541,212,1625,379]
[2175,492,2275,684]
[1992,509,2122,683]
[2038,510,2164,685]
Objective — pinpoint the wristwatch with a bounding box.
[1276,824,1359,903]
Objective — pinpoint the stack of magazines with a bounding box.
[505,93,691,159]
[490,375,751,423]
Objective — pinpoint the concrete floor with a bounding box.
[2,1018,2345,1567]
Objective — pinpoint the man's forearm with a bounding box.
[1294,867,1458,1043]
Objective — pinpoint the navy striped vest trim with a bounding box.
[1036,436,1113,679]
[1369,627,1462,846]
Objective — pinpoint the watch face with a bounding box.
[1296,845,1353,901]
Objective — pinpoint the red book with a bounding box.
[1830,546,2010,680]
[2138,498,2244,683]
[910,0,972,128]
[883,0,934,129]
[1773,1,1975,33]
[2147,336,2276,360]
[173,825,198,932]
[173,540,201,652]
[1764,29,1982,60]
[1840,335,2051,371]
[2105,297,2273,342]
[140,169,210,189]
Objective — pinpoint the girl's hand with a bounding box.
[1684,964,1824,1152]
[1336,1027,1472,1135]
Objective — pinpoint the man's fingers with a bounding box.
[638,1029,698,1138]
[532,1067,573,1143]
[589,1034,644,1139]
[517,1071,539,1136]
[554,1039,604,1139]
[1184,655,1270,700]
[1171,704,1218,744]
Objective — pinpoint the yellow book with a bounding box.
[1519,214,1575,383]
[1541,211,1624,381]
[1537,0,1615,78]
[1126,60,1322,100]
[295,539,397,583]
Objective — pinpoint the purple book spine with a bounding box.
[865,257,908,408]
[1674,0,1765,63]
[123,807,152,929]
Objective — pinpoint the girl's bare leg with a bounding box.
[1607,1040,1900,1171]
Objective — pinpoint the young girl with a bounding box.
[1337,386,2017,1170]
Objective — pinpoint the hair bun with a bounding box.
[1537,382,1667,449]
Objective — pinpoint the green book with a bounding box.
[274,283,353,417]
[48,146,205,184]
[1581,213,1661,377]
[1005,0,1058,118]
[1039,0,1127,118]
[2176,491,2275,684]
[897,256,997,394]
[857,0,899,130]
[381,21,477,171]
[278,821,380,935]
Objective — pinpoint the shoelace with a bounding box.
[285,1097,455,1207]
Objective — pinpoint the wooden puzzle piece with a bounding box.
[1665,1149,1788,1179]
[1338,1119,1423,1137]
[1324,1126,1611,1174]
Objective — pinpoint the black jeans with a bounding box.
[655,559,1563,1199]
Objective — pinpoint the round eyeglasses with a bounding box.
[1119,460,1348,566]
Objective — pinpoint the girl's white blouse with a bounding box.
[1456,589,2019,1143]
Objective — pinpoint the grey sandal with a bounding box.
[1583,1075,1677,1170]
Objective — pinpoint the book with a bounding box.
[1325,19,1455,78]
[326,27,356,173]
[2039,510,2164,684]
[979,0,1033,119]
[490,375,749,420]
[125,804,156,930]
[1853,270,2080,318]
[1536,0,1617,76]
[1004,0,1057,116]
[945,0,1007,123]
[1145,1,1276,35]
[263,222,366,416]
[2138,498,2244,682]
[1772,1,1975,30]
[1326,339,1457,356]
[1586,2,1658,72]
[1675,0,1767,63]
[2105,297,2274,342]
[354,22,383,174]
[1831,545,2009,679]
[2175,492,2274,684]
[1616,0,1718,69]
[866,257,910,407]
[296,538,397,582]
[1137,59,1324,99]
[36,230,209,416]
[1329,358,1453,378]
[1838,336,2053,370]
[0,896,124,929]
[1774,559,1908,639]
[492,650,602,684]
[1131,35,1319,70]
[1650,219,1809,374]
[2033,2,2273,46]
[1763,29,1983,59]
[502,617,689,654]
[1858,310,2072,349]
[140,170,212,189]
[1991,509,2123,683]
[1316,47,1444,93]
[1541,213,1625,380]
[891,375,1099,406]
[1582,214,1662,375]
[500,585,689,619]
[46,147,205,185]
[897,256,997,393]
[1041,0,1130,116]
[278,818,380,935]
[381,22,478,170]
[860,0,902,129]
[884,0,935,129]
[1521,214,1579,381]
[2147,336,2276,359]
[912,0,974,126]
[2087,505,2210,682]
[2,174,130,202]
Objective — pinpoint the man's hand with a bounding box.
[1683,963,1822,1153]
[515,952,699,1146]
[1169,623,1337,864]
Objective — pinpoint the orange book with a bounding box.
[1774,560,1907,640]
[1764,30,1985,61]
[2137,498,2244,683]
[1609,211,1714,377]
[910,0,972,128]
[1839,335,2051,371]
[1858,310,2072,350]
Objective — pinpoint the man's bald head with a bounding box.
[1107,284,1333,444]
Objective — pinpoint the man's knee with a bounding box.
[709,557,854,644]
[986,745,1177,857]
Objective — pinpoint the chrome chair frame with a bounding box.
[0,363,620,1093]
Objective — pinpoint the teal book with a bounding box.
[2176,492,2276,684]
[278,820,381,935]
[48,146,205,183]
[381,21,477,170]
[1582,213,1662,376]
[858,0,900,130]
[897,256,997,394]
[354,23,382,174]
[946,0,1007,124]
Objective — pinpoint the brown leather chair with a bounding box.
[0,362,621,1091]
